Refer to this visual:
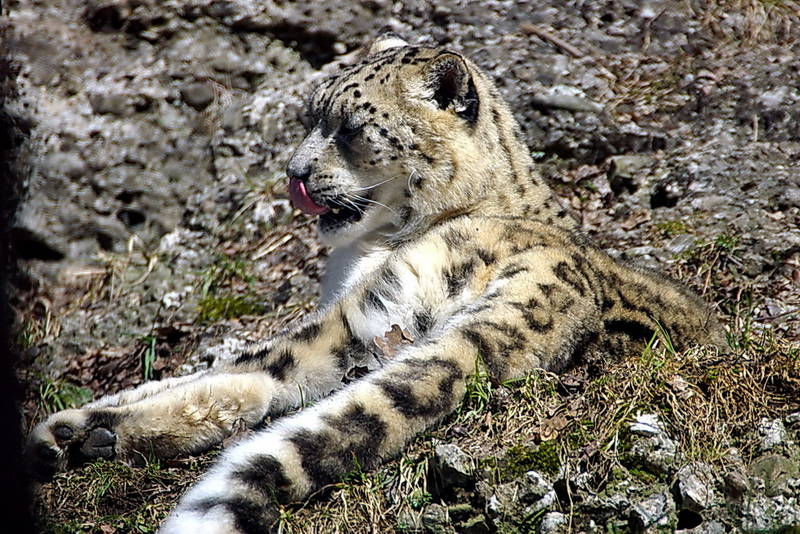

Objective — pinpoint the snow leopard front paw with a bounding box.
[27,409,118,480]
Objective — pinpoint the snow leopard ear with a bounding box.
[368,30,409,55]
[425,53,479,124]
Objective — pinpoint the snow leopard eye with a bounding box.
[338,119,364,142]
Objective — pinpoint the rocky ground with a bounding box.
[4,0,800,532]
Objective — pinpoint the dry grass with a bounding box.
[693,0,800,44]
[35,456,213,534]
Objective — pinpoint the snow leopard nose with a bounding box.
[287,127,325,182]
[287,158,312,182]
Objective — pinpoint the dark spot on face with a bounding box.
[419,151,434,164]
[400,206,413,224]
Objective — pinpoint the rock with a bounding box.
[397,508,423,532]
[741,494,800,533]
[487,470,557,518]
[433,443,474,489]
[522,471,558,512]
[538,511,567,533]
[630,433,677,475]
[676,462,716,511]
[89,92,130,116]
[758,418,789,452]
[608,155,655,195]
[180,82,216,111]
[651,169,694,208]
[629,491,676,530]
[786,412,800,428]
[459,514,491,534]
[675,520,726,534]
[422,503,454,534]
[581,479,633,515]
[629,413,664,436]
[42,152,88,180]
[723,470,751,498]
[666,234,696,255]
[749,454,800,497]
[627,414,678,476]
[530,85,604,113]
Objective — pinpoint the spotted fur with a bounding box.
[28,34,725,533]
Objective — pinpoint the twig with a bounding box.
[520,24,584,58]
[253,233,293,259]
[520,24,617,81]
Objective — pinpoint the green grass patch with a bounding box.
[654,220,691,237]
[196,255,266,321]
[489,441,561,482]
[197,293,267,322]
[37,376,93,414]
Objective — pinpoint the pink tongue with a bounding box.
[289,179,330,215]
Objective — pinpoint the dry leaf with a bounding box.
[538,413,570,441]
[620,209,651,230]
[560,370,587,389]
[373,324,414,358]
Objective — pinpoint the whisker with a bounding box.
[407,169,419,190]
[349,193,397,216]
[351,175,401,192]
